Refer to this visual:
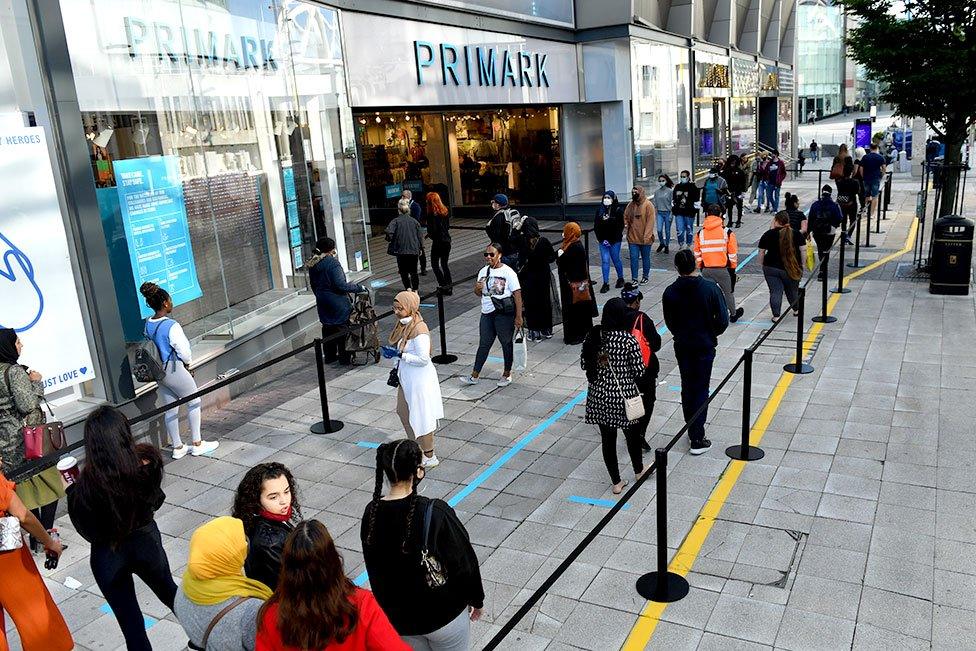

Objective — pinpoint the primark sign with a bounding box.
[123,17,278,70]
[413,41,550,88]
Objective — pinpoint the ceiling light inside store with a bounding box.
[405,115,411,121]
[375,116,381,123]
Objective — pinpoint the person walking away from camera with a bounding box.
[140,282,219,459]
[860,143,887,221]
[759,212,803,319]
[830,143,853,182]
[835,160,862,245]
[700,167,729,213]
[763,150,787,212]
[749,153,767,210]
[620,284,662,452]
[385,291,444,469]
[485,193,515,262]
[807,186,844,279]
[694,204,743,323]
[0,329,64,552]
[779,192,808,267]
[306,237,367,366]
[809,139,819,163]
[557,223,597,345]
[258,520,407,651]
[402,190,427,276]
[652,175,675,254]
[623,186,656,284]
[175,516,272,651]
[517,217,557,341]
[581,299,651,495]
[425,192,453,293]
[0,461,71,651]
[796,150,806,178]
[722,156,748,228]
[594,190,625,293]
[387,200,425,291]
[672,171,700,250]
[232,462,303,592]
[361,440,484,651]
[662,250,729,456]
[67,406,177,651]
[461,244,523,387]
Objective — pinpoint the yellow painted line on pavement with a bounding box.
[622,219,918,650]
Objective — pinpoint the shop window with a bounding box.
[730,99,757,156]
[631,42,692,184]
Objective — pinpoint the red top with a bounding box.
[256,588,410,651]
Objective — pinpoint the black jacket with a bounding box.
[244,517,295,591]
[672,182,700,216]
[486,209,513,253]
[662,275,729,355]
[426,212,451,243]
[722,167,748,194]
[593,202,625,244]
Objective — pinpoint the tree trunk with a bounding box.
[938,135,965,218]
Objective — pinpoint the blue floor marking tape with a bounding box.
[100,603,157,630]
[738,248,759,269]
[354,389,589,587]
[420,303,435,308]
[370,279,389,288]
[487,355,505,363]
[568,495,630,510]
[356,441,380,449]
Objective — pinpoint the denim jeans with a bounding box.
[599,241,624,283]
[473,311,516,374]
[655,211,673,246]
[675,348,715,444]
[755,181,768,210]
[765,183,781,212]
[674,216,695,247]
[628,242,653,279]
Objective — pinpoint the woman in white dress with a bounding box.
[385,291,444,469]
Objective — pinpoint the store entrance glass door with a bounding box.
[694,98,727,173]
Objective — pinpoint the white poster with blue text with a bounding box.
[0,127,95,390]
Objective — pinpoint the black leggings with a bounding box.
[91,522,177,651]
[430,240,453,287]
[396,254,419,290]
[28,501,58,549]
[726,195,743,223]
[599,425,644,484]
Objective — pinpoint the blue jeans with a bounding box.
[675,216,695,247]
[655,211,673,246]
[599,241,623,283]
[765,184,781,212]
[676,348,715,444]
[755,181,768,210]
[628,242,652,280]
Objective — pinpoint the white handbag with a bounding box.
[607,343,645,422]
[0,515,23,552]
[513,328,528,371]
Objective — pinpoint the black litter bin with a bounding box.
[930,215,973,295]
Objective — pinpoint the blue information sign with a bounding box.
[385,183,403,199]
[286,201,299,228]
[114,156,203,319]
[282,166,297,202]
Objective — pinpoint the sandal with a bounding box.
[612,479,629,495]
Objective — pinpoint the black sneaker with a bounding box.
[641,438,651,452]
[615,278,625,289]
[689,438,712,455]
[843,234,854,246]
[730,307,744,322]
[600,282,610,293]
[735,221,742,228]
[656,244,664,252]
[664,246,670,254]
[639,276,649,285]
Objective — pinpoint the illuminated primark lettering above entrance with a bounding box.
[123,17,277,70]
[413,41,550,88]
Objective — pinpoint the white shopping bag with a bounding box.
[513,328,528,371]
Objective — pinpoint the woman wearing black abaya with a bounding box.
[557,222,597,345]
[516,217,558,341]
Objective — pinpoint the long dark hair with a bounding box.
[232,462,301,534]
[773,212,802,281]
[76,406,162,543]
[363,439,423,552]
[259,520,357,648]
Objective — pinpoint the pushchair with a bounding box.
[345,292,381,365]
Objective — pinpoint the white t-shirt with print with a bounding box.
[477,264,521,314]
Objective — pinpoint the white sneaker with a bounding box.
[460,375,480,385]
[189,440,220,456]
[422,454,440,469]
[172,445,189,460]
[497,376,512,387]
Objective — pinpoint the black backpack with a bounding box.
[808,202,837,235]
[132,320,172,383]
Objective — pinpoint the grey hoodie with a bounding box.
[651,186,673,214]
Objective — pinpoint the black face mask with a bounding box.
[632,192,640,201]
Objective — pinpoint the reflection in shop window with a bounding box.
[631,42,691,185]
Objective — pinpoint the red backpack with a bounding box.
[631,314,652,366]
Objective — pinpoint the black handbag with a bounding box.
[386,366,400,388]
[420,499,447,588]
[486,270,516,315]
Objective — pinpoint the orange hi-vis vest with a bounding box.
[694,216,739,269]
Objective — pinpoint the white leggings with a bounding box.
[157,362,201,447]
[403,608,470,651]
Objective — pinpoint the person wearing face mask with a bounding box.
[652,175,675,254]
[763,150,788,212]
[593,190,625,293]
[623,186,657,284]
[672,170,700,250]
[700,167,729,210]
[383,292,445,468]
[721,155,748,228]
[306,237,368,366]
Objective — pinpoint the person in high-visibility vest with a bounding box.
[693,204,745,323]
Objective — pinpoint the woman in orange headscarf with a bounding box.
[384,291,445,468]
[556,222,597,345]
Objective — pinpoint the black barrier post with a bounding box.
[310,339,344,434]
[848,209,864,268]
[874,195,885,235]
[583,229,591,262]
[811,251,837,324]
[726,348,764,461]
[432,287,458,365]
[784,288,814,374]
[635,449,690,603]
[833,229,851,293]
[863,202,877,248]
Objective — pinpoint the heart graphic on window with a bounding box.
[1,231,45,332]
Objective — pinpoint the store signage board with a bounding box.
[0,127,95,391]
[342,12,580,107]
[114,156,203,319]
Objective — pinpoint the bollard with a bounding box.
[783,287,814,374]
[811,250,837,323]
[635,449,690,603]
[726,348,764,461]
[310,338,345,434]
[848,208,864,268]
[833,227,851,294]
[432,287,458,365]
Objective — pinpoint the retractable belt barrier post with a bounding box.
[811,251,837,324]
[784,287,814,374]
[431,286,458,365]
[833,227,851,293]
[874,193,885,235]
[635,448,690,602]
[726,347,764,461]
[864,201,877,248]
[849,209,864,268]
[310,338,344,435]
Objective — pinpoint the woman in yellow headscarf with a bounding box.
[556,222,596,345]
[382,291,445,468]
[174,516,272,650]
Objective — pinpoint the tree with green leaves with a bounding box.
[845,0,976,215]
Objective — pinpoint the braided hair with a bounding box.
[363,439,423,552]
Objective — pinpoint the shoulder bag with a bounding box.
[0,508,23,552]
[606,336,645,421]
[3,366,65,461]
[485,270,516,315]
[420,499,447,589]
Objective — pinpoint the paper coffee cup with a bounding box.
[56,456,80,485]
